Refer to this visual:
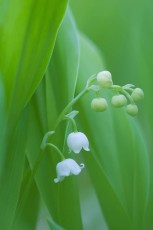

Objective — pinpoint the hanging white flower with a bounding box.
[54,158,84,183]
[67,132,90,153]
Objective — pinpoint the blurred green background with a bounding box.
[0,0,153,229]
[70,0,153,131]
[70,0,153,229]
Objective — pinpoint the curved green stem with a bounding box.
[65,116,78,132]
[46,143,65,160]
[53,74,97,130]
[54,87,88,130]
[121,89,135,104]
[41,131,55,150]
[31,74,96,184]
[32,144,64,182]
[17,75,98,220]
[111,85,135,104]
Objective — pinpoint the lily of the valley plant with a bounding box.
[39,70,144,183]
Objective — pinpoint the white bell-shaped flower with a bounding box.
[67,132,90,153]
[54,158,84,183]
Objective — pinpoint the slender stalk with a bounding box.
[53,74,97,130]
[46,143,65,160]
[111,85,135,104]
[65,116,78,132]
[40,131,55,150]
[54,87,88,130]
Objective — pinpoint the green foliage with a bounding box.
[0,0,152,229]
[0,0,68,229]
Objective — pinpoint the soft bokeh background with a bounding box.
[0,0,153,229]
[70,0,153,130]
[70,0,153,229]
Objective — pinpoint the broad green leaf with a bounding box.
[25,8,83,230]
[71,0,153,227]
[0,1,68,229]
[0,78,6,175]
[76,33,131,229]
[0,0,68,128]
[0,109,28,230]
[75,33,149,229]
[12,178,39,230]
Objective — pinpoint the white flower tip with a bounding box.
[54,178,59,183]
[73,149,81,154]
[80,163,85,169]
[83,147,90,152]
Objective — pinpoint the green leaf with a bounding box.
[0,109,29,230]
[0,1,68,229]
[25,8,83,230]
[12,178,40,230]
[0,78,6,175]
[75,33,149,229]
[0,0,68,128]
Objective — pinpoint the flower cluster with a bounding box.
[40,69,144,184]
[91,70,144,116]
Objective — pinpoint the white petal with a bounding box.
[56,160,71,177]
[54,176,65,183]
[67,159,82,175]
[67,132,82,153]
[83,146,90,151]
[70,164,81,175]
[67,132,90,153]
[77,132,90,152]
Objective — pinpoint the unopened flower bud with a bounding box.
[111,95,127,108]
[91,98,108,112]
[131,88,144,102]
[126,104,138,116]
[96,71,113,88]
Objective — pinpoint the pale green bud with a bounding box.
[126,104,138,116]
[96,71,113,88]
[91,98,108,112]
[131,88,144,102]
[111,95,127,108]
